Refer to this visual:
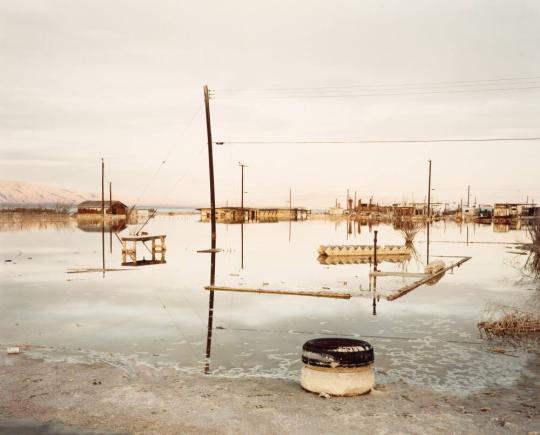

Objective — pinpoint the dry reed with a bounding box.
[478,305,540,338]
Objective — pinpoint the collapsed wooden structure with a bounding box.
[120,234,166,266]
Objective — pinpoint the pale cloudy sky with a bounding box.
[1,0,539,207]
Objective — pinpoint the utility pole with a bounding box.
[467,185,470,207]
[101,158,105,219]
[289,188,292,214]
[346,188,349,212]
[203,85,217,253]
[204,85,217,373]
[427,159,432,220]
[354,191,357,213]
[109,181,112,254]
[239,162,246,220]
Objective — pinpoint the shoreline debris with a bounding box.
[478,305,540,338]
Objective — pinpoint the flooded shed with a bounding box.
[77,200,127,216]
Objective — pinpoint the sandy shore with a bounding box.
[1,351,539,434]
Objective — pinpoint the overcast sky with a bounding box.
[1,0,539,207]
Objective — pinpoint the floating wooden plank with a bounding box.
[67,268,137,274]
[197,248,223,253]
[120,234,166,242]
[205,285,351,299]
[369,271,429,278]
[386,256,471,301]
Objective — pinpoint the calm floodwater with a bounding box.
[1,214,537,395]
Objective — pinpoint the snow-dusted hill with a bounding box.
[0,180,98,205]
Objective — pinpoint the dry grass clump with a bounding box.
[524,213,540,285]
[478,305,540,338]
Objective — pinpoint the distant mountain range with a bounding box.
[0,180,98,205]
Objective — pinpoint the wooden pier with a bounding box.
[121,234,166,266]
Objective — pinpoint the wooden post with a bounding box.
[239,162,246,221]
[121,240,126,264]
[373,230,378,272]
[101,158,105,276]
[109,181,112,254]
[289,188,292,218]
[427,159,432,220]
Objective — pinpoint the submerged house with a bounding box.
[392,204,427,218]
[77,200,128,216]
[198,207,309,223]
[476,205,493,221]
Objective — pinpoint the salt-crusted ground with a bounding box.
[1,351,538,434]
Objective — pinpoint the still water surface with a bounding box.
[1,214,536,395]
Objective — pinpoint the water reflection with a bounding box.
[76,217,127,233]
[2,213,537,393]
[0,214,73,232]
[524,216,540,288]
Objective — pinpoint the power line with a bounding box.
[216,137,540,145]
[211,75,540,93]
[210,85,540,99]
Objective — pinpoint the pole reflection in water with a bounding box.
[241,222,244,269]
[204,249,216,374]
[372,230,378,316]
[426,221,430,264]
[101,218,105,278]
[288,218,291,243]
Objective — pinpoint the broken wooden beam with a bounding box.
[386,256,471,301]
[205,285,351,299]
[369,271,429,278]
[67,268,137,274]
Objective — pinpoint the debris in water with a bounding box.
[478,305,540,337]
[7,347,20,354]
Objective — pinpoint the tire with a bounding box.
[302,338,374,368]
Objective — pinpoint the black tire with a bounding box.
[302,338,374,368]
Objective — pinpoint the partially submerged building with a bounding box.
[199,207,310,223]
[77,200,127,217]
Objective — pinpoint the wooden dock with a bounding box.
[121,234,166,266]
[318,244,411,258]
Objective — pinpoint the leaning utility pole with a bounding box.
[467,185,471,207]
[427,159,432,220]
[204,85,217,251]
